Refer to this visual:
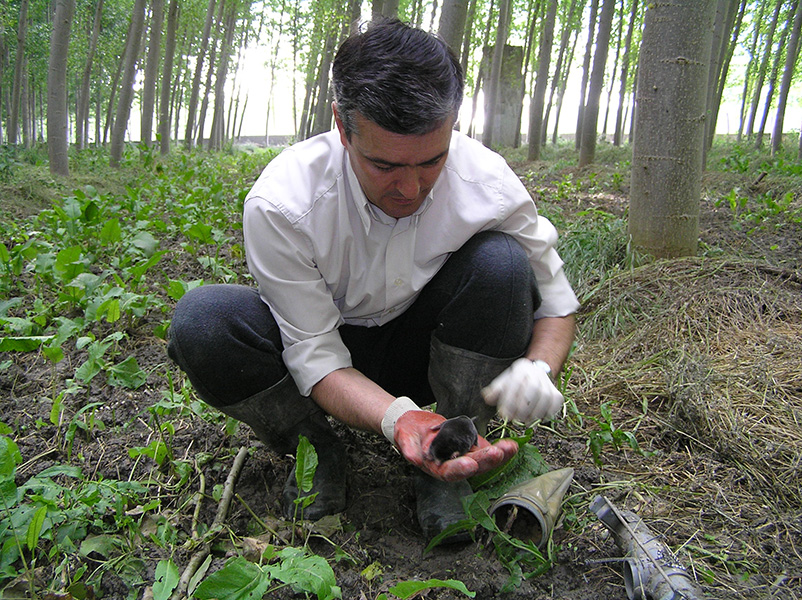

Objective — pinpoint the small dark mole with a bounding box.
[426,415,479,464]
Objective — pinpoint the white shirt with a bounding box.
[243,129,580,396]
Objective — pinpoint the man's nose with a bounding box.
[397,167,421,199]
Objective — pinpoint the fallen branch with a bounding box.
[170,446,250,600]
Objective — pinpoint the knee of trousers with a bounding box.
[167,284,287,406]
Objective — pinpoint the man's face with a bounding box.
[335,109,453,219]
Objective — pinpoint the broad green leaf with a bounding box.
[295,435,318,494]
[153,559,180,600]
[0,336,53,352]
[269,548,341,600]
[79,534,125,559]
[54,246,86,279]
[0,244,9,264]
[388,579,475,598]
[107,356,147,389]
[100,218,123,244]
[131,231,160,257]
[193,556,272,600]
[0,435,22,478]
[97,298,121,323]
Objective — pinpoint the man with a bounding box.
[168,19,580,542]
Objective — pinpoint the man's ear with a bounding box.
[332,103,348,147]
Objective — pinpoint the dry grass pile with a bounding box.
[570,256,802,597]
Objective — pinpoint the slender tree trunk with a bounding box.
[630,0,715,259]
[746,0,783,138]
[209,0,239,150]
[197,0,226,147]
[76,0,103,150]
[185,0,218,149]
[756,1,794,148]
[483,0,511,148]
[542,0,579,145]
[576,0,599,150]
[159,0,179,154]
[141,0,164,147]
[579,0,615,167]
[528,0,557,160]
[110,0,147,167]
[771,0,802,156]
[614,0,638,145]
[736,0,766,141]
[9,0,29,145]
[467,0,495,137]
[47,0,75,176]
[602,0,624,138]
[552,19,581,144]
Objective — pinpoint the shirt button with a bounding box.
[394,278,403,286]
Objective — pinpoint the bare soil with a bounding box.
[2,149,801,600]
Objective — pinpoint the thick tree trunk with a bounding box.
[527,0,557,160]
[629,0,716,259]
[438,0,469,56]
[482,0,511,148]
[578,0,615,167]
[110,0,147,167]
[159,0,179,154]
[47,0,75,176]
[771,0,802,156]
[141,0,164,147]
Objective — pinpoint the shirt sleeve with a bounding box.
[496,167,581,319]
[243,196,352,396]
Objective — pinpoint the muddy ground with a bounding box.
[2,148,801,600]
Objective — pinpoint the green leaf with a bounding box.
[153,559,180,600]
[26,505,48,552]
[193,556,272,600]
[388,579,475,598]
[269,548,341,600]
[295,435,318,494]
[79,534,125,559]
[100,218,123,244]
[131,231,160,257]
[0,336,54,352]
[107,356,147,389]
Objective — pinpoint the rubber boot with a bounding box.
[216,374,347,521]
[414,337,517,542]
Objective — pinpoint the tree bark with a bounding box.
[438,0,469,56]
[575,0,599,150]
[578,0,615,167]
[9,0,29,145]
[614,0,638,145]
[209,0,239,150]
[141,0,165,147]
[771,0,802,155]
[76,0,103,149]
[185,0,218,149]
[110,0,147,167]
[745,0,783,138]
[528,0,557,160]
[159,0,179,154]
[630,0,716,259]
[755,1,793,148]
[47,0,75,176]
[482,0,511,148]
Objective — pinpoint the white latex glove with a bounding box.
[481,358,563,425]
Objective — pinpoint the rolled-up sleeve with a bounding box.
[243,196,352,395]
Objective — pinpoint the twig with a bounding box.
[171,446,250,600]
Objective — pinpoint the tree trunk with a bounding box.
[745,0,783,138]
[736,0,766,141]
[482,0,511,148]
[601,0,624,139]
[614,0,638,145]
[76,0,103,150]
[755,1,793,148]
[771,0,802,156]
[575,0,599,150]
[551,17,581,144]
[630,0,716,259]
[47,0,75,176]
[184,0,218,149]
[141,0,164,147]
[578,0,615,167]
[705,0,743,154]
[9,0,29,145]
[528,0,557,160]
[110,0,147,167]
[196,0,226,147]
[159,0,179,154]
[542,0,579,145]
[438,0,469,55]
[209,0,238,150]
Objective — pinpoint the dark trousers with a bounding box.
[167,231,540,408]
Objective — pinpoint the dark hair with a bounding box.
[332,19,464,138]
